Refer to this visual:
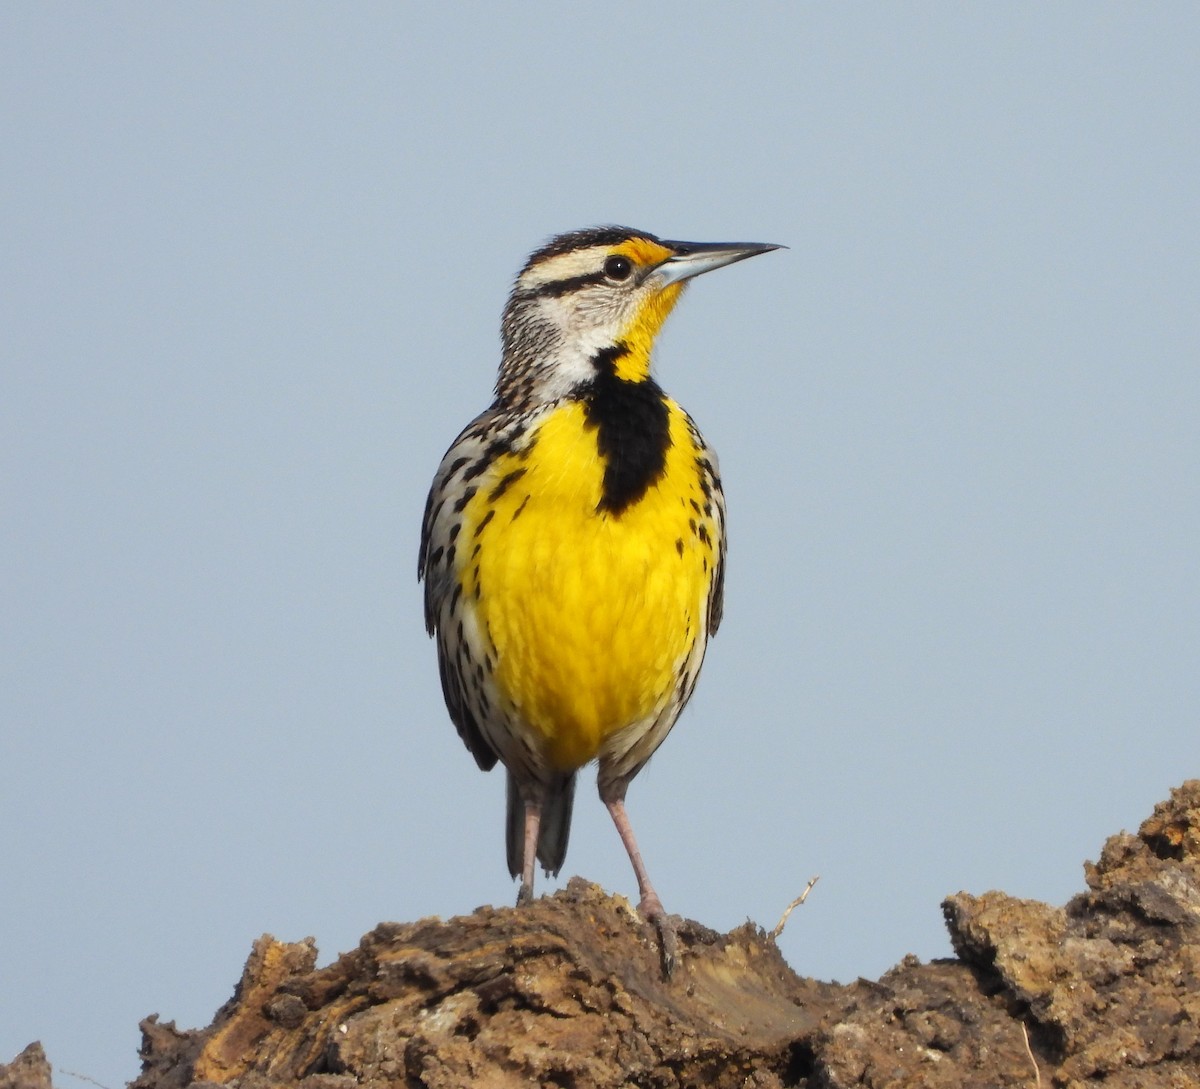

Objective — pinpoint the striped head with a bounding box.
[497,226,780,408]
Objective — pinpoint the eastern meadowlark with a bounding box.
[419,226,779,949]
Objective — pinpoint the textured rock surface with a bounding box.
[945,780,1200,1089]
[0,1044,52,1089]
[6,781,1199,1088]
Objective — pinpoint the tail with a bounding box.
[506,771,577,879]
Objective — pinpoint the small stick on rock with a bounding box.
[1020,1022,1042,1089]
[771,875,820,939]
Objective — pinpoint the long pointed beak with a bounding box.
[654,240,784,287]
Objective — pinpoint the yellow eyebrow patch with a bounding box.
[614,236,675,268]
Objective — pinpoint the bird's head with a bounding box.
[497,226,780,405]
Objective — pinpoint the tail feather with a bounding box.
[537,773,576,875]
[505,771,576,880]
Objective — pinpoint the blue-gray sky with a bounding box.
[3,6,1198,1086]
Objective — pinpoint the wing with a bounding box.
[685,413,728,636]
[418,406,532,772]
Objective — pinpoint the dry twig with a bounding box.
[1019,1022,1042,1088]
[771,875,820,939]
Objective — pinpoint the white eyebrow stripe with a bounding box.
[518,246,613,288]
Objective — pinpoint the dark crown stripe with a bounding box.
[523,225,657,269]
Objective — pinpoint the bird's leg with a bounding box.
[517,798,542,905]
[605,796,664,917]
[604,795,678,975]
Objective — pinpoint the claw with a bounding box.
[650,911,679,978]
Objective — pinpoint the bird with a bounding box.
[418,226,780,957]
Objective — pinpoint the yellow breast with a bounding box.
[456,400,719,771]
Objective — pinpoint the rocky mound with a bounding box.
[5,781,1199,1088]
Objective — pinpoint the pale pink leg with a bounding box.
[517,799,541,905]
[605,797,666,920]
[605,796,678,974]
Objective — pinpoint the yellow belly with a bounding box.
[458,401,717,771]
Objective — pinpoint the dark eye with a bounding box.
[604,255,633,281]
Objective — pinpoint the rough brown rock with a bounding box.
[945,780,1200,1088]
[7,781,1199,1088]
[0,1044,52,1089]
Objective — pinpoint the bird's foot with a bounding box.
[638,892,679,978]
[516,880,534,906]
